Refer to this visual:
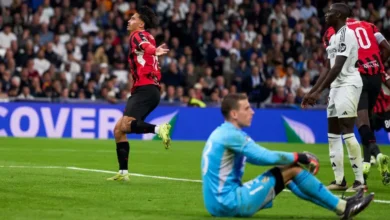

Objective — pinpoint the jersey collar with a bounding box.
[336,25,346,34]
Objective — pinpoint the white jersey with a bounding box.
[326,26,362,88]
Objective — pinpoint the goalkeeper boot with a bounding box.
[327,177,348,191]
[346,180,367,193]
[158,123,171,149]
[106,173,130,181]
[377,154,390,185]
[363,163,371,184]
[338,192,374,220]
[342,188,365,202]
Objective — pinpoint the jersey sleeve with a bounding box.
[336,30,355,58]
[225,131,296,166]
[371,23,380,33]
[131,32,151,51]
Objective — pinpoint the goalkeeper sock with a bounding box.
[287,181,333,210]
[116,142,129,171]
[293,170,345,214]
[343,133,364,183]
[328,133,344,184]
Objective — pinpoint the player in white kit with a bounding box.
[302,3,366,192]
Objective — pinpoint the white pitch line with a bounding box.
[0,165,63,169]
[67,166,203,182]
[0,165,389,204]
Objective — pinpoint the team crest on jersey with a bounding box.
[141,36,148,42]
[326,46,337,59]
[261,176,270,183]
[338,43,347,53]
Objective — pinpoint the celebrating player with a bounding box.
[301,3,365,192]
[201,93,374,219]
[309,5,390,189]
[107,6,171,181]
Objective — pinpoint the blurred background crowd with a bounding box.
[0,0,389,107]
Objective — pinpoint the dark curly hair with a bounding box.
[137,6,159,30]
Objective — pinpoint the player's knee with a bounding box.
[356,110,370,128]
[120,116,136,134]
[339,118,355,134]
[328,117,341,134]
[114,119,125,139]
[358,124,376,145]
[281,165,302,181]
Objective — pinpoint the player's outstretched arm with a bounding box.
[140,43,169,56]
[373,30,390,63]
[227,135,318,171]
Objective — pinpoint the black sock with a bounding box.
[369,143,381,158]
[359,125,376,163]
[116,142,129,170]
[130,120,156,134]
[362,144,371,163]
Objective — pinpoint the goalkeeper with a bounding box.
[201,93,374,219]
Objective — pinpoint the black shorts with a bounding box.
[371,112,390,132]
[124,85,160,120]
[268,167,285,196]
[358,73,382,114]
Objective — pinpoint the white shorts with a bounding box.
[327,86,362,118]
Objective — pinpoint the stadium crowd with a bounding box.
[0,0,390,107]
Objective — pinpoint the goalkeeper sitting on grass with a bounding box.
[201,93,374,219]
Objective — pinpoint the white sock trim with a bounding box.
[119,170,128,175]
[154,125,160,134]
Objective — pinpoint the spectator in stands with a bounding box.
[0,0,388,110]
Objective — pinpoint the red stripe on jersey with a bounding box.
[374,92,390,114]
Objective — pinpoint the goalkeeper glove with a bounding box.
[294,152,320,175]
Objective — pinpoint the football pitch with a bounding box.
[1,138,390,220]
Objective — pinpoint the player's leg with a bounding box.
[365,75,390,185]
[107,116,131,181]
[107,86,170,181]
[124,85,171,148]
[284,165,373,220]
[107,93,144,181]
[238,165,374,218]
[356,79,375,181]
[327,88,347,190]
[286,180,364,210]
[336,86,365,192]
[128,85,171,149]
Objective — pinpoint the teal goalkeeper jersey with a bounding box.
[201,122,297,215]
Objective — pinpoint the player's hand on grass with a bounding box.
[296,152,320,175]
[156,43,169,56]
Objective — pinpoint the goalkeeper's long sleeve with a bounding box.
[239,141,298,166]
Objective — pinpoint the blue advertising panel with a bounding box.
[0,102,389,144]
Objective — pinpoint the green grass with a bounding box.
[0,138,390,220]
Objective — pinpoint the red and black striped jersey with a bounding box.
[322,18,384,75]
[128,30,161,92]
[374,72,390,114]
